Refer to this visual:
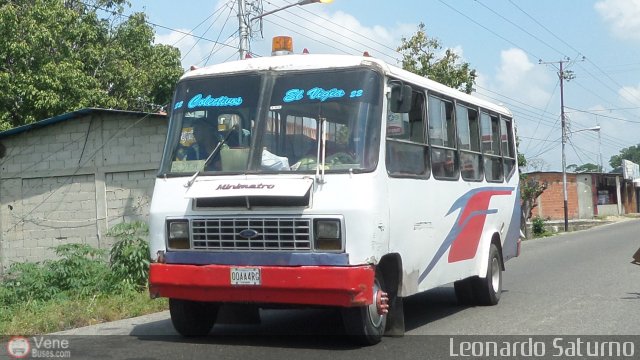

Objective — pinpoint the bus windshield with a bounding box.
[159,68,382,176]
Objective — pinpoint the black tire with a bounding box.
[341,270,387,345]
[169,298,219,337]
[472,243,502,306]
[454,277,475,305]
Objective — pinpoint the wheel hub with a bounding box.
[367,279,389,327]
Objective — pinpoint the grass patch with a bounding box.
[0,291,167,335]
[0,221,167,335]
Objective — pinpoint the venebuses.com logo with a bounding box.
[6,336,71,359]
[6,337,30,359]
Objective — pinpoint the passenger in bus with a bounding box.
[187,119,223,170]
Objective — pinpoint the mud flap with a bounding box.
[384,296,405,337]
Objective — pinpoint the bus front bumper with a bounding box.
[149,263,375,307]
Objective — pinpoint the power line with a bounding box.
[204,31,240,66]
[79,0,239,51]
[181,1,236,62]
[506,0,640,116]
[437,0,539,60]
[474,0,566,58]
[564,106,640,124]
[202,4,238,65]
[261,0,401,62]
[171,1,233,48]
[263,16,353,55]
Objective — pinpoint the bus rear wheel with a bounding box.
[472,243,502,306]
[341,270,388,345]
[169,298,219,337]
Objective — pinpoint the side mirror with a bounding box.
[389,84,412,113]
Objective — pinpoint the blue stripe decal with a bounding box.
[164,251,349,266]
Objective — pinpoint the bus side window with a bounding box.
[385,88,429,177]
[456,104,482,181]
[481,112,504,182]
[429,95,459,180]
[501,116,516,181]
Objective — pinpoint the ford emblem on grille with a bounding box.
[238,229,260,239]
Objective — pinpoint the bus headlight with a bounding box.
[314,219,342,251]
[167,220,190,249]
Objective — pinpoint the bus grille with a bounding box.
[191,218,312,251]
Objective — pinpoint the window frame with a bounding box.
[428,94,459,181]
[480,110,504,183]
[455,101,483,182]
[385,84,430,179]
[500,115,517,181]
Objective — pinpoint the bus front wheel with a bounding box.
[341,270,388,345]
[169,298,219,337]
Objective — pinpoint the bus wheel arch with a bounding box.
[491,233,505,271]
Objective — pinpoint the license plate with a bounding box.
[230,267,261,286]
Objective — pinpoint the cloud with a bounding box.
[253,8,408,64]
[155,29,237,69]
[152,1,413,69]
[595,0,640,40]
[618,83,640,105]
[482,48,553,109]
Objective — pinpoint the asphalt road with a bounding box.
[41,219,640,359]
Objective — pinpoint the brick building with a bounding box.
[527,171,639,221]
[0,108,167,268]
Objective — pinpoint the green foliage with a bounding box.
[107,221,151,291]
[397,23,477,94]
[47,244,111,296]
[0,244,110,306]
[609,144,640,169]
[0,0,183,130]
[0,221,151,308]
[531,217,548,237]
[0,221,159,334]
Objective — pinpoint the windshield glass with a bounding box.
[159,68,382,175]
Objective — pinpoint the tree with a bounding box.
[517,145,547,238]
[609,144,640,169]
[397,23,477,94]
[0,0,183,130]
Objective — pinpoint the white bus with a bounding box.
[149,39,521,345]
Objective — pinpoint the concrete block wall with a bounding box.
[0,111,167,268]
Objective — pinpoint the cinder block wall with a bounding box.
[0,111,167,268]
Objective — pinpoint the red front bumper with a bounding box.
[149,263,375,307]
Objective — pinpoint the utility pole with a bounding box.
[540,58,573,232]
[559,60,568,232]
[237,0,249,59]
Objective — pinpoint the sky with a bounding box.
[129,0,640,172]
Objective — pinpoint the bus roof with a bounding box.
[183,54,512,117]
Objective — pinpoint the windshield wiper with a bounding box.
[185,125,238,189]
[315,117,327,184]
